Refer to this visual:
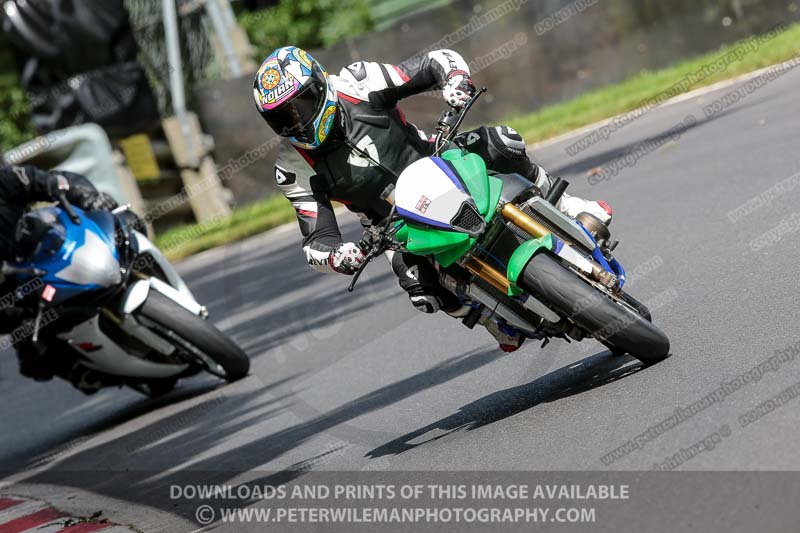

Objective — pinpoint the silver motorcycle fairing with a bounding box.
[56,315,189,378]
[132,230,196,300]
[121,277,205,317]
[52,231,206,380]
[524,197,598,253]
[55,228,122,288]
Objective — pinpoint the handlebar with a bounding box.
[1,262,46,278]
[346,240,376,292]
[57,191,82,225]
[51,175,81,225]
[347,207,409,292]
[433,86,487,156]
[348,87,488,292]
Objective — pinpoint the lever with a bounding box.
[545,177,569,206]
[58,192,81,225]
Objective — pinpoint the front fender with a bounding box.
[506,234,556,296]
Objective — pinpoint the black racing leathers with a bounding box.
[273,49,551,277]
[0,165,106,332]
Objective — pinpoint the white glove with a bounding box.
[442,71,475,108]
[330,242,367,275]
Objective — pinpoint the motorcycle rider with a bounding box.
[0,156,119,383]
[253,46,613,351]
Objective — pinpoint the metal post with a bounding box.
[162,0,197,167]
[204,0,243,78]
[217,0,237,29]
[731,0,744,20]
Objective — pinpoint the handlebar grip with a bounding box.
[545,177,569,206]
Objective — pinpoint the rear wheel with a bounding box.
[138,291,250,381]
[520,254,670,365]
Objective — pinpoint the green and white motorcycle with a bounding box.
[349,89,669,365]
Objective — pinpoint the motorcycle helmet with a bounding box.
[252,46,337,150]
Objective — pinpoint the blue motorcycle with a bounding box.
[4,192,249,396]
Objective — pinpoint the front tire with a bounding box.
[138,291,250,381]
[520,254,670,365]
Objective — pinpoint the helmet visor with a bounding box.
[264,77,326,142]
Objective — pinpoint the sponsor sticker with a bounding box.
[42,284,56,302]
[415,195,432,213]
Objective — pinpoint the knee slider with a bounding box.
[487,125,528,161]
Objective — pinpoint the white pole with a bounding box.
[162,0,197,166]
[204,0,243,78]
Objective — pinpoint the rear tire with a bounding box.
[138,291,250,381]
[520,254,670,365]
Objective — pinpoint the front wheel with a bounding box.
[520,254,670,365]
[138,291,250,381]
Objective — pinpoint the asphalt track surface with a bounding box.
[1,66,800,531]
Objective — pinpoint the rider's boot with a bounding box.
[527,165,613,224]
[458,126,613,225]
[434,300,525,352]
[392,252,526,352]
[440,305,525,352]
[479,315,526,353]
[16,340,57,381]
[16,339,66,381]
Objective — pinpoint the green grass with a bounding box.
[153,195,296,261]
[369,0,453,30]
[159,23,800,261]
[508,21,800,143]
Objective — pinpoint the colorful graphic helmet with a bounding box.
[253,46,338,150]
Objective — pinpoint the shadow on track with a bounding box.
[17,347,509,520]
[227,269,395,356]
[366,351,644,458]
[0,379,225,473]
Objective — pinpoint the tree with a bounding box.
[237,0,373,60]
[0,34,34,150]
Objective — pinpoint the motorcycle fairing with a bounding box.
[396,150,504,267]
[395,156,475,230]
[15,207,121,305]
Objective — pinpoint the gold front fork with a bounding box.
[462,204,547,294]
[500,203,551,239]
[464,202,617,295]
[499,202,617,288]
[464,256,511,294]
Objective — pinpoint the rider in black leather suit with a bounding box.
[0,157,118,381]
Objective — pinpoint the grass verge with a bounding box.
[154,194,295,261]
[158,23,800,261]
[508,21,800,143]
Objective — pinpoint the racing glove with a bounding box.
[47,172,119,212]
[442,71,476,108]
[330,242,367,275]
